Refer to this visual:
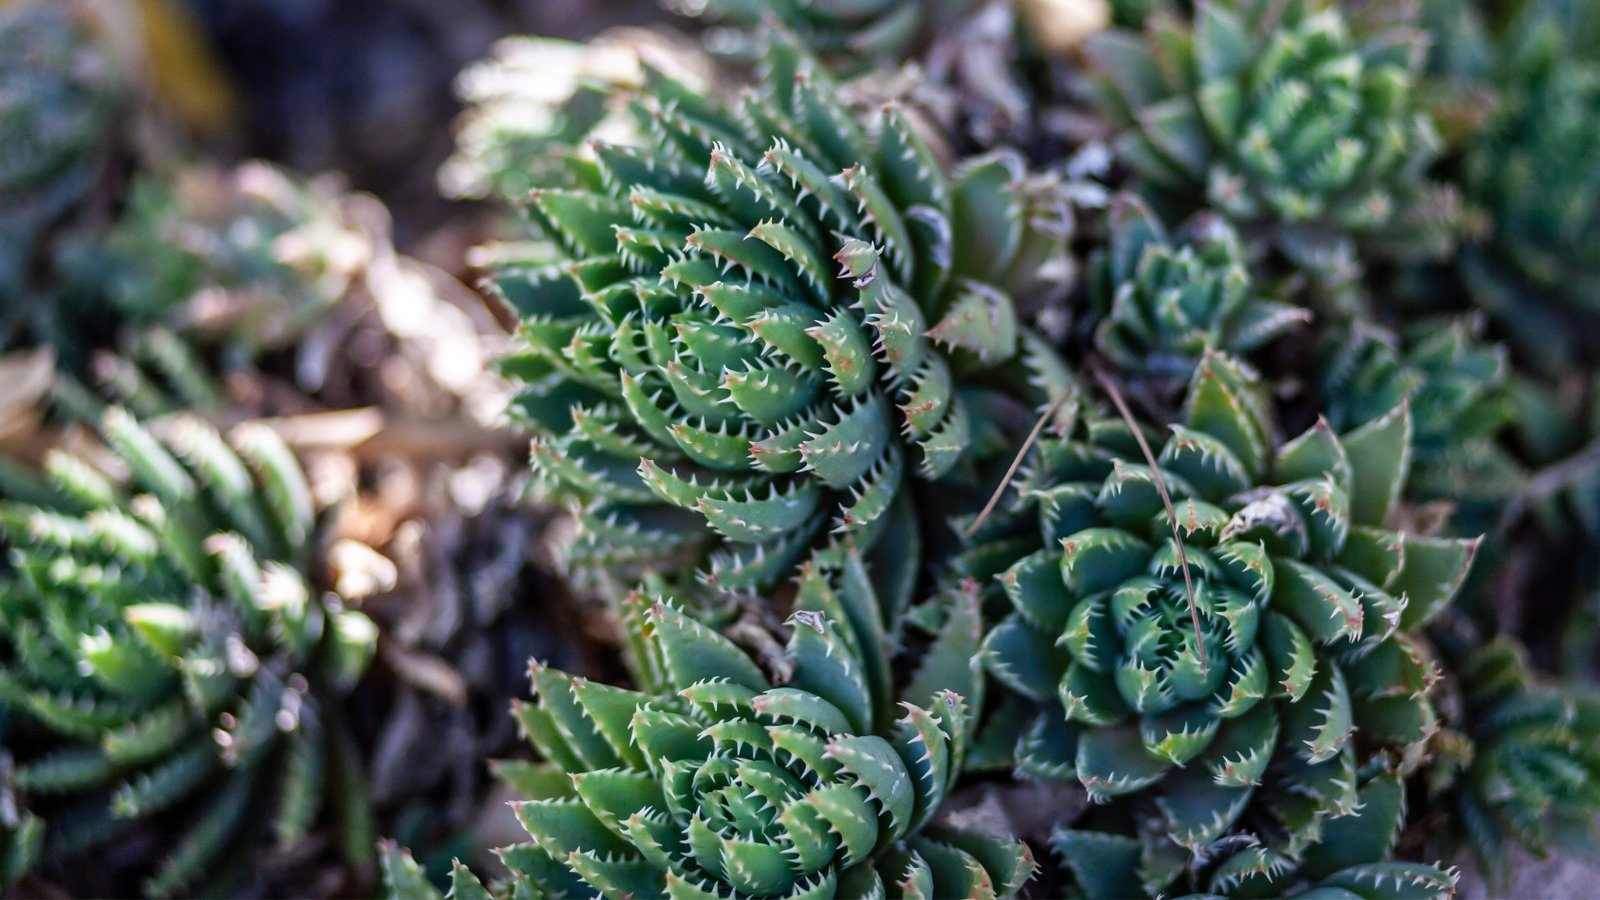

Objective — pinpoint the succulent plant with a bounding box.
[1502,374,1600,556]
[1319,317,1518,508]
[496,36,1071,594]
[443,36,653,208]
[1451,1,1600,364]
[973,352,1475,896]
[1056,773,1462,897]
[0,1,122,351]
[77,163,367,357]
[667,0,970,70]
[388,558,1034,898]
[1085,0,1461,282]
[1091,195,1308,401]
[0,782,42,891]
[0,409,376,896]
[1430,633,1600,888]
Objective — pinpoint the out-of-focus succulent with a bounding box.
[77,163,369,357]
[384,559,1034,898]
[668,0,973,70]
[1091,196,1308,401]
[1085,0,1461,281]
[974,352,1475,896]
[1320,318,1518,508]
[442,32,712,209]
[0,2,121,348]
[1055,773,1462,898]
[51,160,484,428]
[496,37,1071,594]
[0,409,376,896]
[1452,1,1600,364]
[442,37,616,207]
[0,774,43,891]
[1429,634,1600,889]
[1504,375,1600,556]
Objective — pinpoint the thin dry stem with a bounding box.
[1091,363,1208,674]
[964,390,1074,539]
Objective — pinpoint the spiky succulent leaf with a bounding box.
[973,353,1473,896]
[456,560,1031,899]
[496,35,1069,593]
[1092,196,1308,397]
[1432,635,1600,888]
[1054,773,1460,898]
[0,410,375,895]
[74,163,361,360]
[1320,317,1519,510]
[1085,0,1461,281]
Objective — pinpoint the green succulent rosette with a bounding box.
[668,0,970,70]
[1085,0,1460,281]
[495,37,1070,594]
[385,558,1035,899]
[1429,633,1600,889]
[0,410,376,896]
[78,163,360,353]
[971,352,1474,896]
[0,1,121,349]
[1092,195,1308,400]
[1452,1,1600,364]
[1320,317,1518,509]
[1056,769,1461,898]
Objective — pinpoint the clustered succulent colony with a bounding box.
[0,411,375,896]
[5,0,1600,897]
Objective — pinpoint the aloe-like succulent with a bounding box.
[496,36,1070,593]
[443,36,637,208]
[75,163,365,356]
[668,0,967,69]
[394,558,1034,899]
[1452,1,1600,363]
[1092,195,1308,399]
[0,2,121,349]
[1489,374,1600,561]
[974,352,1475,896]
[1085,0,1460,280]
[1320,317,1518,507]
[1431,634,1600,888]
[0,409,376,896]
[1055,769,1461,897]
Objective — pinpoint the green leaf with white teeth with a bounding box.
[487,31,1069,590]
[965,350,1474,898]
[448,566,1033,899]
[1,408,373,894]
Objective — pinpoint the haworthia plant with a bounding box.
[0,1,121,352]
[384,556,1034,898]
[970,352,1474,896]
[667,0,970,70]
[0,410,376,896]
[1091,195,1308,402]
[1319,317,1518,511]
[1056,803,1460,899]
[1449,0,1600,365]
[48,162,377,425]
[441,36,619,207]
[495,34,1070,595]
[75,163,360,356]
[1085,0,1461,282]
[1431,633,1600,888]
